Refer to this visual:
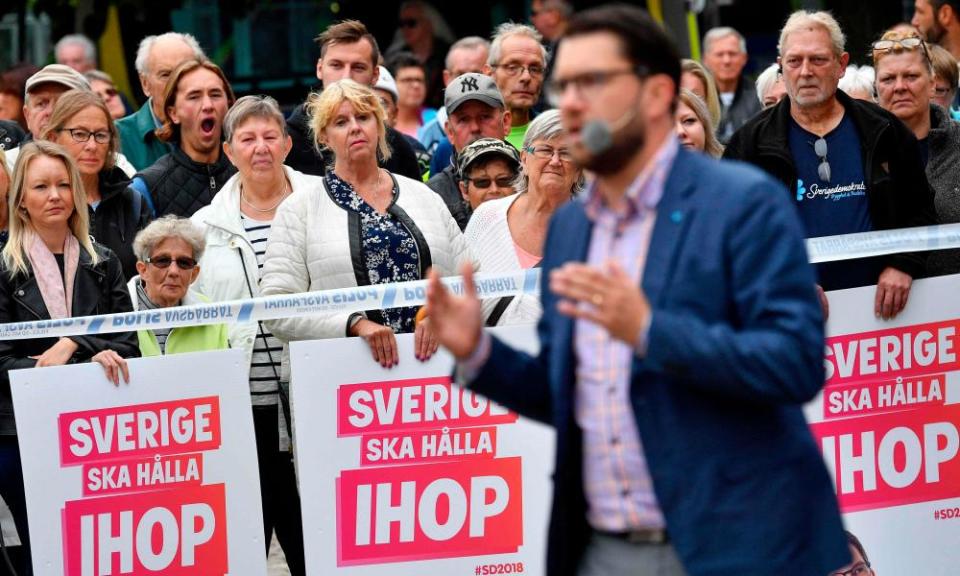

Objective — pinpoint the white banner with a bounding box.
[805,273,960,574]
[289,326,554,576]
[10,349,267,576]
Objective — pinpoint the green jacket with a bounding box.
[127,277,230,357]
[116,101,170,172]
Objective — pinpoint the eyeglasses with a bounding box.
[399,18,419,28]
[545,67,646,107]
[58,128,111,144]
[813,137,831,182]
[831,561,871,576]
[525,144,573,163]
[490,63,545,78]
[463,175,516,189]
[872,36,931,65]
[145,255,197,270]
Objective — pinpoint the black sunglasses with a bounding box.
[145,255,198,270]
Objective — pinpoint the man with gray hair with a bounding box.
[486,23,547,150]
[724,10,935,321]
[54,34,97,73]
[116,32,206,171]
[702,26,761,141]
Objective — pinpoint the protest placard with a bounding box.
[11,349,266,576]
[808,274,960,573]
[290,325,553,575]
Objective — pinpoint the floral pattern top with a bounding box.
[327,171,421,333]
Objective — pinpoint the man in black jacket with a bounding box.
[286,20,421,180]
[724,10,936,320]
[703,27,761,142]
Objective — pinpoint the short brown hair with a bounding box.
[155,59,236,143]
[314,20,380,67]
[40,88,120,169]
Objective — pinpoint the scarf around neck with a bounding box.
[25,228,80,319]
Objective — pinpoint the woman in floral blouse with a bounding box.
[260,80,472,368]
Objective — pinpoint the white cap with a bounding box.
[374,66,398,103]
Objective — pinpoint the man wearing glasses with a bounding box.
[725,10,935,321]
[486,23,547,150]
[426,4,848,575]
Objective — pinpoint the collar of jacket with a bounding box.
[169,143,233,174]
[96,165,134,204]
[197,165,312,237]
[133,101,161,141]
[753,89,894,157]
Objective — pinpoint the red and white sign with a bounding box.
[807,274,960,574]
[11,349,266,575]
[290,326,554,575]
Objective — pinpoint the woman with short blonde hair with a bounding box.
[261,80,472,369]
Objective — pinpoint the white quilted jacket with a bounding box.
[261,172,474,375]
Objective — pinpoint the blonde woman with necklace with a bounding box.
[260,80,471,369]
[191,95,310,575]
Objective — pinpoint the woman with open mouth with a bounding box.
[41,89,151,280]
[131,59,237,219]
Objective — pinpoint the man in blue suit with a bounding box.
[426,5,849,576]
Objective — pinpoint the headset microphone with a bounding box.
[581,104,639,156]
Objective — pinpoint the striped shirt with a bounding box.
[135,280,171,353]
[574,136,679,532]
[242,214,281,406]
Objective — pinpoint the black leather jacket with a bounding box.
[0,242,140,435]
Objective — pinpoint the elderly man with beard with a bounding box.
[725,10,935,321]
[425,5,849,575]
[132,59,236,217]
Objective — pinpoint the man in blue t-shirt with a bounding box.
[725,10,936,320]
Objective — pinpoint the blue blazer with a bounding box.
[469,149,849,575]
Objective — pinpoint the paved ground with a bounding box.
[267,533,292,575]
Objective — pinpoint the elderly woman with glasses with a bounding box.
[464,110,582,326]
[41,89,151,280]
[192,94,313,575]
[261,80,471,367]
[874,31,960,276]
[127,215,227,355]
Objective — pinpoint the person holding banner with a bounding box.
[192,94,308,575]
[0,140,139,574]
[127,215,228,355]
[261,80,472,369]
[465,110,581,327]
[427,5,848,576]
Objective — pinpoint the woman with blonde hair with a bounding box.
[681,59,722,128]
[0,148,9,245]
[0,141,139,573]
[261,80,471,369]
[676,89,724,158]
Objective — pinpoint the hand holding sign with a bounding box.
[426,264,483,360]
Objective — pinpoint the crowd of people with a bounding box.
[1,0,958,574]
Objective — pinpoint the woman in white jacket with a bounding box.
[191,95,307,575]
[260,80,471,368]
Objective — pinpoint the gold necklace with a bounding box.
[240,177,290,213]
